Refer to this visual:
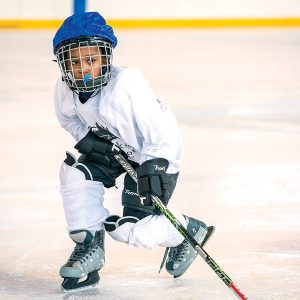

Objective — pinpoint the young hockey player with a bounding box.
[53,12,214,292]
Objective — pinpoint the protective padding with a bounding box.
[128,210,186,249]
[103,209,187,250]
[53,12,117,52]
[59,159,109,232]
[103,215,139,243]
[59,162,86,185]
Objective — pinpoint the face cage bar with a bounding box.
[56,39,113,93]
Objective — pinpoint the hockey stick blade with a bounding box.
[114,153,248,300]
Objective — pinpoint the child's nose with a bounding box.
[81,60,91,70]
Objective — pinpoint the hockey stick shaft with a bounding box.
[114,153,248,300]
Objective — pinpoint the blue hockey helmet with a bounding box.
[53,12,117,93]
[53,12,117,53]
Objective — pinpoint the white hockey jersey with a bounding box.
[54,66,183,173]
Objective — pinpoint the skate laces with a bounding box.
[69,231,103,263]
[159,240,190,272]
[169,240,189,262]
[69,244,87,262]
[159,219,203,272]
[71,243,101,263]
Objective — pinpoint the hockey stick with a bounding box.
[114,153,248,300]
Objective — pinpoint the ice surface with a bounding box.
[0,29,300,300]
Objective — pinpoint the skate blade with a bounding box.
[61,270,100,293]
[61,281,99,293]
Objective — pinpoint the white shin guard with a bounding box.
[59,161,109,233]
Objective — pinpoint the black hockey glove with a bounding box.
[136,158,170,207]
[74,131,125,167]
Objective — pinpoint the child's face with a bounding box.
[66,46,102,81]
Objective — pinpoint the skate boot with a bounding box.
[160,216,215,278]
[60,229,105,292]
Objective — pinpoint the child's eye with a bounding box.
[71,60,78,65]
[88,58,96,64]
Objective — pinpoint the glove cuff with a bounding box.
[137,158,169,177]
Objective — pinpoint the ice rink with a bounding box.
[0,28,300,300]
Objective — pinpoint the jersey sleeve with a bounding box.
[115,69,183,171]
[54,79,89,142]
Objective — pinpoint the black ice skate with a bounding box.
[160,216,215,278]
[60,229,105,292]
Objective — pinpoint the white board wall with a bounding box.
[1,0,300,19]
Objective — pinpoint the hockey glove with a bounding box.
[136,158,170,207]
[74,131,125,167]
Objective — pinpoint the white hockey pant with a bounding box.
[59,155,186,248]
[59,160,109,233]
[103,210,186,250]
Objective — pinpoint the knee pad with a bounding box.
[59,151,93,185]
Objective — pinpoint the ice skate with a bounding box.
[160,216,215,278]
[60,229,105,293]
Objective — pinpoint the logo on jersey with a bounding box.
[156,98,168,112]
[89,122,117,141]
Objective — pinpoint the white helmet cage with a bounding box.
[55,37,113,93]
